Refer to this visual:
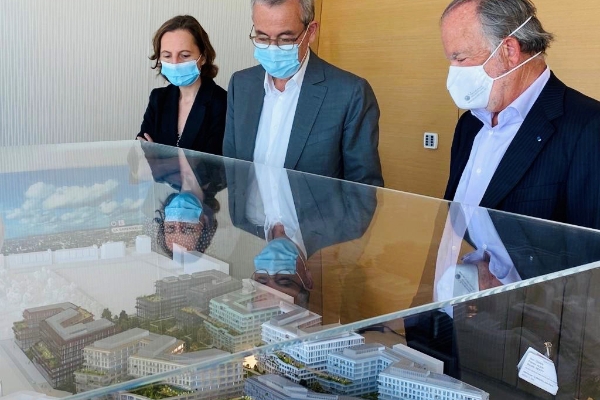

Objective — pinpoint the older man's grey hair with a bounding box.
[251,0,315,26]
[442,0,554,55]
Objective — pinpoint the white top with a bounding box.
[252,51,310,167]
[246,163,307,256]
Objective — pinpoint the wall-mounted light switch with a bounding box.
[424,132,438,149]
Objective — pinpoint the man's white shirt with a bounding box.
[246,53,311,255]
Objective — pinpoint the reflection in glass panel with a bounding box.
[0,142,598,400]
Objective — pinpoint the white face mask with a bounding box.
[446,16,541,110]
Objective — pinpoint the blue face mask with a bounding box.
[253,29,309,79]
[165,193,203,223]
[254,238,299,274]
[160,56,201,86]
[254,46,301,79]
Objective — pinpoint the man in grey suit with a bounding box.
[223,0,384,187]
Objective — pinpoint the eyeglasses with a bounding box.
[251,269,311,292]
[249,25,309,51]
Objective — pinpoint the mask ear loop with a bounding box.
[493,51,542,81]
[483,16,539,80]
[298,24,312,65]
[482,16,533,67]
[295,251,313,291]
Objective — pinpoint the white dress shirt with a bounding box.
[246,54,311,256]
[253,52,310,167]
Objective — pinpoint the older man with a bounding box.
[406,0,600,383]
[223,0,383,187]
[443,0,600,229]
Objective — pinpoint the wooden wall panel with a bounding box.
[311,0,323,53]
[316,0,600,329]
[318,0,456,197]
[319,190,449,324]
[317,0,600,197]
[537,4,600,100]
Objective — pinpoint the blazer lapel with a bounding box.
[238,67,265,162]
[480,73,566,208]
[178,79,215,150]
[445,117,481,200]
[284,52,327,169]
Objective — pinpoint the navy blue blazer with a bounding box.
[223,51,383,187]
[445,72,600,230]
[137,78,227,155]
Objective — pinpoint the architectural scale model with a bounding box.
[136,270,241,321]
[20,304,118,389]
[257,310,489,400]
[259,331,365,385]
[75,326,244,399]
[244,374,361,400]
[13,303,79,351]
[126,349,243,399]
[74,328,183,392]
[5,239,491,400]
[1,237,159,342]
[378,363,489,400]
[203,280,298,353]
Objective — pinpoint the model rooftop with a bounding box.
[136,334,178,358]
[24,302,76,314]
[90,328,149,349]
[45,308,113,341]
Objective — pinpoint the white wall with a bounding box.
[0,0,256,146]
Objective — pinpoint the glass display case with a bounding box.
[0,141,599,400]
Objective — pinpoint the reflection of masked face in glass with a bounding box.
[253,238,312,306]
[254,238,298,273]
[164,193,204,251]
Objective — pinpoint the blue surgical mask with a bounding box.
[254,46,301,79]
[165,193,203,223]
[254,238,299,274]
[253,29,309,79]
[160,56,201,86]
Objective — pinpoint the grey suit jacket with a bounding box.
[225,160,377,258]
[223,51,384,187]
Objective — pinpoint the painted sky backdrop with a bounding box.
[0,166,150,239]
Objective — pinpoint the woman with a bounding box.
[154,191,218,257]
[149,146,226,258]
[136,15,226,155]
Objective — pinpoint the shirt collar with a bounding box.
[471,66,551,128]
[263,51,311,94]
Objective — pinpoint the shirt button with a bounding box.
[476,168,482,174]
